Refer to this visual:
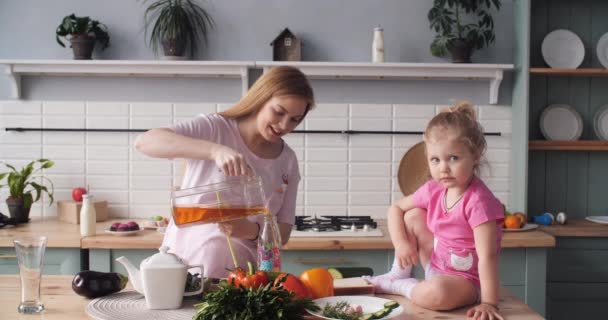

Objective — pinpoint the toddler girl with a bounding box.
[364,101,504,320]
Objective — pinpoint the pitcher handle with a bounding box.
[183,265,204,296]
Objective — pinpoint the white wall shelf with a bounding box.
[1,60,513,103]
[0,60,254,99]
[257,61,514,104]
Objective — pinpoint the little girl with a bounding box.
[364,102,504,320]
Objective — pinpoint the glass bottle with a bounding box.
[372,26,385,63]
[257,214,282,272]
[80,194,96,236]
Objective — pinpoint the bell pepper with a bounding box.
[227,261,269,289]
[274,272,312,299]
[299,267,334,299]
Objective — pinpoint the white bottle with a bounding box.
[372,26,385,63]
[80,194,96,236]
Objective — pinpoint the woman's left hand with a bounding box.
[218,219,258,240]
[466,303,503,320]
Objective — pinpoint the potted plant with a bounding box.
[0,159,55,223]
[56,14,110,59]
[142,0,215,59]
[428,0,501,63]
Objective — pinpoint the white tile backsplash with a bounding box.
[0,101,512,218]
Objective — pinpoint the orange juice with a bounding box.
[172,206,270,226]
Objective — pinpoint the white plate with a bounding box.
[540,104,583,141]
[503,223,539,232]
[104,228,142,236]
[542,29,585,69]
[597,32,608,69]
[307,296,403,320]
[593,105,608,140]
[585,216,608,225]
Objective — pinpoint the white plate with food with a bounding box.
[104,228,142,237]
[593,104,608,140]
[540,104,583,141]
[307,295,403,320]
[585,216,608,225]
[541,29,585,69]
[503,223,539,232]
[597,32,608,69]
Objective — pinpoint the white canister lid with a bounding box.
[142,246,184,269]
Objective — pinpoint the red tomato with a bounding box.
[299,268,334,299]
[274,273,312,299]
[72,187,87,202]
[227,262,269,289]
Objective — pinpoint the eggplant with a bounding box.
[72,270,128,298]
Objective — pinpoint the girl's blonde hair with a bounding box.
[219,66,315,121]
[424,101,487,160]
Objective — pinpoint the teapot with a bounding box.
[116,246,203,310]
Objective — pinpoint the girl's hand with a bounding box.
[218,219,259,240]
[394,240,419,268]
[466,303,504,320]
[212,146,253,176]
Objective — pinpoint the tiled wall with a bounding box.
[0,100,511,220]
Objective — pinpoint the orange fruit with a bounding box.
[513,212,527,226]
[504,215,522,229]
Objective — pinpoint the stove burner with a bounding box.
[294,215,377,232]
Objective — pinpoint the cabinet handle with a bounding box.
[0,255,16,259]
[293,258,351,264]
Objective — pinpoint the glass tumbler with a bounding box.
[13,236,47,314]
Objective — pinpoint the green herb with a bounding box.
[185,272,201,292]
[321,301,361,320]
[192,279,320,320]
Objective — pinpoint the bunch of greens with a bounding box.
[193,279,319,320]
[322,301,361,320]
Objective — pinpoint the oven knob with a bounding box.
[363,224,370,232]
[351,223,357,232]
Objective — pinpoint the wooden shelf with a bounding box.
[0,60,254,99]
[530,68,608,77]
[529,140,608,151]
[258,61,514,104]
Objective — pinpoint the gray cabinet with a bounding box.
[0,247,80,275]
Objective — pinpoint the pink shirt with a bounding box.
[413,176,503,286]
[162,114,300,278]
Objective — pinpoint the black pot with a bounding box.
[6,198,30,223]
[71,34,96,60]
[449,39,473,63]
[162,38,187,58]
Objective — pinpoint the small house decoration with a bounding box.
[270,28,301,61]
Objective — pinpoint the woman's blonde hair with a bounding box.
[424,101,487,160]
[219,66,315,121]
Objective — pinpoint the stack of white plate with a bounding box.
[540,104,583,141]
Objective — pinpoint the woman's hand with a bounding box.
[212,145,253,176]
[466,303,503,320]
[218,218,259,240]
[394,239,419,268]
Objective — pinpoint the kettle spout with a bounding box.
[115,256,144,294]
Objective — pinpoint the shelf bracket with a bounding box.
[489,70,503,105]
[4,64,21,99]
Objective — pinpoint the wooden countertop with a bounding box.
[0,217,81,248]
[81,219,555,250]
[540,218,608,237]
[0,275,544,320]
[1,218,555,250]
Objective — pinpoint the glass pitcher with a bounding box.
[171,176,269,227]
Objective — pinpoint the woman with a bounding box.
[134,66,314,278]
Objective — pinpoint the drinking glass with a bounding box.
[13,236,47,314]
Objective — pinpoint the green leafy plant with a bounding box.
[55,14,110,50]
[142,0,215,57]
[0,159,55,209]
[428,0,501,57]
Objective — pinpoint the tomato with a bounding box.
[274,273,312,299]
[227,261,269,289]
[299,268,334,299]
[72,187,87,202]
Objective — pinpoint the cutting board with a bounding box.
[333,277,375,295]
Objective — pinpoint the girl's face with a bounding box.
[425,130,479,190]
[257,95,307,143]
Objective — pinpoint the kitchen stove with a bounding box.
[290,215,383,237]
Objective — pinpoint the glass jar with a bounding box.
[170,176,269,226]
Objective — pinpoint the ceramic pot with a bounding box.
[449,38,473,63]
[162,38,187,59]
[6,198,30,223]
[70,34,96,60]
